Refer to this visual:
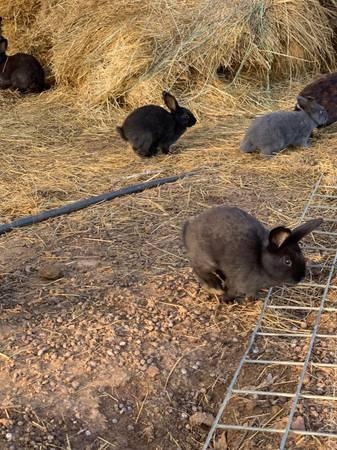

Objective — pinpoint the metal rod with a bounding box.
[245,359,304,366]
[244,358,337,369]
[316,194,337,199]
[296,282,337,289]
[306,217,337,223]
[257,332,337,339]
[279,250,337,449]
[308,205,337,210]
[318,184,337,189]
[257,332,311,338]
[268,305,337,312]
[232,389,337,402]
[216,424,337,439]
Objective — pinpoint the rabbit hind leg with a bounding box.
[193,265,225,295]
[133,134,158,157]
[0,74,11,89]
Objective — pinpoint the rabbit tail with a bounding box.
[116,126,127,141]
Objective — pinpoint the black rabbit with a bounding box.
[183,206,323,300]
[0,35,47,93]
[116,91,196,157]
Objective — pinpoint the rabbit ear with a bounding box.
[163,91,179,112]
[0,38,7,53]
[268,227,292,249]
[285,218,323,244]
[296,96,315,110]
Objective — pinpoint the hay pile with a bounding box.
[1,0,337,114]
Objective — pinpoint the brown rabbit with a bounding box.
[296,72,337,127]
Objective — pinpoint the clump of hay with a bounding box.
[1,0,337,112]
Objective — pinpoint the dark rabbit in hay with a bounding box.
[183,206,323,300]
[0,18,47,94]
[117,91,196,157]
[296,72,337,128]
[240,96,328,156]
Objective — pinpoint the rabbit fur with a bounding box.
[116,91,196,157]
[296,72,337,127]
[0,34,47,94]
[183,206,323,300]
[240,96,328,156]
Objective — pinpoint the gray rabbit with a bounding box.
[116,91,196,157]
[183,206,323,300]
[240,96,328,156]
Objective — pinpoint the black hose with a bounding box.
[0,171,197,236]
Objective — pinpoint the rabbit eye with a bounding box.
[284,257,292,267]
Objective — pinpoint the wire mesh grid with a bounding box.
[203,175,337,449]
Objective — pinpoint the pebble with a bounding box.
[127,424,134,431]
[189,412,215,427]
[146,366,160,378]
[112,418,118,424]
[38,264,63,281]
[6,433,13,441]
[292,415,305,431]
[303,374,311,385]
[85,430,91,437]
[71,380,80,390]
[181,368,187,375]
[37,347,48,357]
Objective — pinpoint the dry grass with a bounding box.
[1,2,337,449]
[1,0,337,113]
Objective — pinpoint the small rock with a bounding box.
[181,368,187,375]
[112,418,118,424]
[127,424,134,431]
[189,412,215,428]
[6,433,13,441]
[71,380,80,390]
[303,374,311,385]
[37,347,48,357]
[146,366,160,378]
[292,415,305,431]
[38,263,64,281]
[85,430,91,437]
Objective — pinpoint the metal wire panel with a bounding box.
[203,175,337,450]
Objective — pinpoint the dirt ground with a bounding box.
[1,88,337,450]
